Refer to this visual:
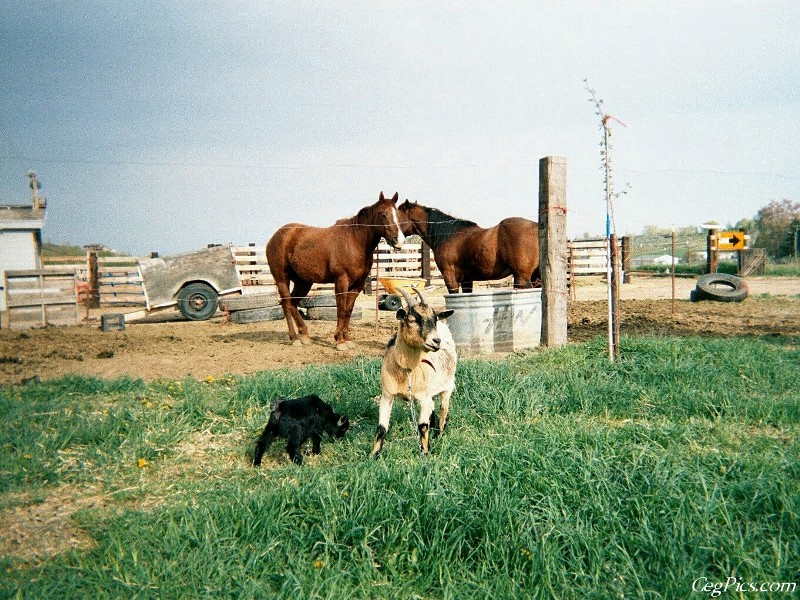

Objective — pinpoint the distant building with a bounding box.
[0,172,46,311]
[652,254,680,266]
[632,253,681,268]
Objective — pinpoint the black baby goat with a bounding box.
[252,395,350,466]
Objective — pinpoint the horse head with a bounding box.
[375,191,405,250]
[397,199,427,238]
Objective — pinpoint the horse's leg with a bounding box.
[276,279,300,343]
[512,273,533,289]
[288,280,313,346]
[333,279,356,351]
[531,266,542,287]
[337,290,359,350]
[442,267,460,294]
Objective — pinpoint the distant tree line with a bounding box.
[42,242,120,258]
[736,199,800,260]
[577,198,800,261]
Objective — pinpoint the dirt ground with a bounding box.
[1,275,799,386]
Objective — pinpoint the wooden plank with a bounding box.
[6,294,78,308]
[99,279,144,289]
[97,256,138,265]
[99,266,142,275]
[99,282,146,293]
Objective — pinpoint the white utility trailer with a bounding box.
[125,245,242,322]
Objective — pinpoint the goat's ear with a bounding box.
[396,308,407,320]
[438,309,454,320]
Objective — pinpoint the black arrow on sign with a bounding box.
[730,233,743,247]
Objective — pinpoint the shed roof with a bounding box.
[0,205,45,230]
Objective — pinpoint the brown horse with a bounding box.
[398,200,540,293]
[267,192,405,350]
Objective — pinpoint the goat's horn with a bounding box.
[397,287,416,307]
[412,286,428,305]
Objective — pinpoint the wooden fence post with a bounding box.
[86,248,101,309]
[621,236,632,283]
[421,242,431,285]
[706,229,718,274]
[538,156,568,347]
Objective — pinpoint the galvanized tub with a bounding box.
[444,288,542,355]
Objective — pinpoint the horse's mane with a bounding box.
[425,208,478,250]
[335,206,372,227]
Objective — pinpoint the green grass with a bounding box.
[637,258,800,277]
[637,261,740,276]
[766,259,800,277]
[1,337,798,599]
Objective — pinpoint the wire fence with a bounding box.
[40,234,800,310]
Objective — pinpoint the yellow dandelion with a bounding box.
[313,560,324,569]
[22,453,31,460]
[204,375,215,384]
[137,458,149,468]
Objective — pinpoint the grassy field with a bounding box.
[637,258,800,277]
[2,336,799,599]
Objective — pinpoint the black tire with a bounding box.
[300,294,338,308]
[380,294,403,311]
[306,306,362,321]
[220,293,280,311]
[229,306,285,324]
[178,283,219,320]
[695,273,748,303]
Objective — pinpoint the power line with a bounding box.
[0,155,533,171]
[4,154,799,181]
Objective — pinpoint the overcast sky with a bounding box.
[1,1,798,256]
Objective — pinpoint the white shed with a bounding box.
[0,172,46,311]
[652,254,681,266]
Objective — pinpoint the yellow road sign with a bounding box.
[717,230,746,251]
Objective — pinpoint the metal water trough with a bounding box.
[444,288,542,356]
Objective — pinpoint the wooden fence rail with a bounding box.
[4,268,80,329]
[569,239,608,275]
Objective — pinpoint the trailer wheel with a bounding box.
[379,294,403,311]
[178,283,219,320]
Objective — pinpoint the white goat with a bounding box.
[370,287,457,457]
